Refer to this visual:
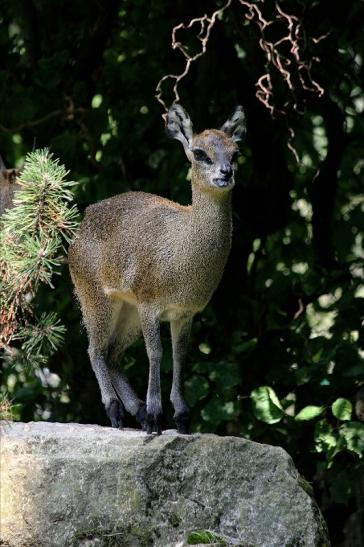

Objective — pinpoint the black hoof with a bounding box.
[174,411,191,434]
[106,399,124,428]
[135,402,148,431]
[146,412,162,435]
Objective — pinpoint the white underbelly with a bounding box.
[103,286,206,321]
[159,303,203,322]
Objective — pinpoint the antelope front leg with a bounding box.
[138,306,163,434]
[88,346,124,428]
[170,315,192,434]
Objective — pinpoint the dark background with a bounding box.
[1,1,363,544]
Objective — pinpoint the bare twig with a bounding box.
[155,0,233,119]
[293,298,305,320]
[239,0,325,115]
[287,127,299,163]
[155,0,327,161]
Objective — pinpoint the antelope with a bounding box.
[0,155,20,217]
[68,104,246,434]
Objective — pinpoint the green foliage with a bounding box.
[1,149,78,417]
[339,422,364,459]
[0,392,14,421]
[15,312,66,364]
[314,420,338,456]
[187,530,226,546]
[1,149,78,299]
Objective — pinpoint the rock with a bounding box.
[0,421,329,547]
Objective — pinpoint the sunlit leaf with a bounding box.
[295,405,325,421]
[251,386,284,424]
[332,398,352,421]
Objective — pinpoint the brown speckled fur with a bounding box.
[0,169,20,216]
[69,104,246,434]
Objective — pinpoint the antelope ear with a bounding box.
[220,105,246,142]
[166,104,194,158]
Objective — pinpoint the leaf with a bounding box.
[332,398,352,421]
[251,386,284,424]
[295,405,325,421]
[339,422,364,457]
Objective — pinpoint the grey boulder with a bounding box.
[0,421,329,546]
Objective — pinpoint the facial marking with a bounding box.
[192,148,213,164]
[193,131,238,162]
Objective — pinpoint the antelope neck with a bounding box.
[190,180,232,230]
[179,179,233,266]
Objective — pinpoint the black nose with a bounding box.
[220,163,232,179]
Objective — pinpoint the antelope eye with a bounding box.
[193,149,213,164]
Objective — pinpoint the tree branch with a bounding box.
[0,99,86,134]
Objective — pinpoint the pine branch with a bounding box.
[0,148,79,360]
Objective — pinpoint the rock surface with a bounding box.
[0,421,329,547]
